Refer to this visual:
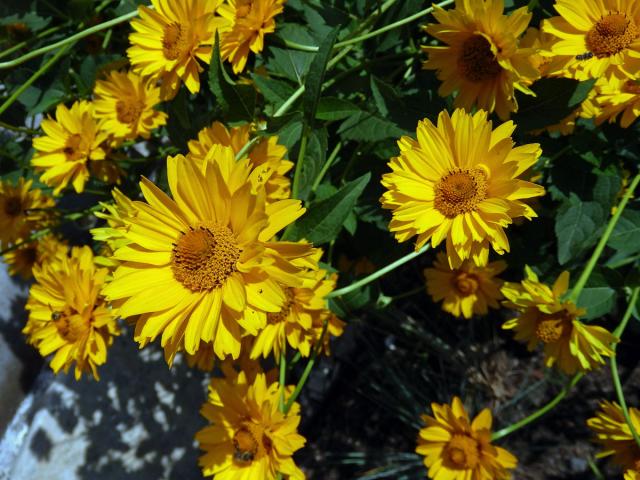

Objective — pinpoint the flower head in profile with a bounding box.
[127,0,226,99]
[188,121,293,203]
[542,0,640,80]
[32,101,108,195]
[416,396,517,480]
[93,70,167,141]
[3,235,67,279]
[423,0,540,119]
[100,154,315,363]
[502,267,618,374]
[23,246,119,380]
[218,0,286,73]
[425,252,506,319]
[196,371,305,480]
[380,109,545,268]
[582,75,640,127]
[588,400,640,470]
[0,177,55,248]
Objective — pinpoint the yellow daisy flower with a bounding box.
[251,265,345,359]
[542,0,640,80]
[425,252,506,319]
[32,101,108,195]
[93,70,168,141]
[196,370,305,480]
[416,396,517,480]
[380,109,545,268]
[627,469,640,480]
[588,400,640,470]
[502,267,618,375]
[218,0,286,74]
[585,74,640,127]
[0,177,54,248]
[23,246,119,380]
[422,0,540,120]
[127,0,226,99]
[188,121,293,203]
[100,154,315,362]
[3,235,67,280]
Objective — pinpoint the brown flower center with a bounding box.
[624,79,640,94]
[267,288,296,324]
[434,168,488,218]
[63,134,85,161]
[446,434,480,469]
[53,311,90,343]
[458,35,502,83]
[171,224,240,291]
[232,423,272,464]
[535,312,571,344]
[116,99,145,126]
[453,272,479,296]
[586,13,638,58]
[4,196,23,217]
[162,22,190,60]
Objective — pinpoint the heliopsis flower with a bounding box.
[127,0,226,99]
[542,0,640,80]
[218,0,286,74]
[251,265,345,359]
[416,396,517,480]
[380,109,545,268]
[196,371,305,480]
[422,0,540,120]
[3,235,67,279]
[32,101,108,195]
[627,469,640,480]
[0,177,54,248]
[188,121,293,203]
[100,154,314,362]
[425,252,506,319]
[502,267,618,374]
[588,400,640,469]
[93,70,168,141]
[587,75,640,127]
[23,246,119,380]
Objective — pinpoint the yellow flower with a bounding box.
[93,70,167,141]
[100,154,315,363]
[422,0,539,120]
[627,469,640,480]
[584,74,640,127]
[127,0,226,99]
[92,187,137,253]
[588,400,640,470]
[251,264,345,359]
[23,246,119,380]
[188,121,293,203]
[380,109,545,268]
[416,396,517,480]
[542,0,640,80]
[32,101,108,195]
[218,0,286,74]
[196,371,305,480]
[0,177,54,248]
[502,267,618,374]
[425,252,505,319]
[3,235,67,279]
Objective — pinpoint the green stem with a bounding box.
[0,9,140,70]
[334,0,455,48]
[282,38,319,52]
[273,87,305,117]
[278,351,287,413]
[586,456,605,480]
[491,373,584,441]
[569,173,640,303]
[291,126,310,200]
[0,44,73,117]
[311,141,342,194]
[327,244,431,299]
[0,24,67,61]
[234,136,260,161]
[390,285,425,302]
[610,287,640,448]
[0,120,38,135]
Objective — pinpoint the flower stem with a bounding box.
[327,244,431,299]
[278,350,287,413]
[311,141,342,194]
[291,126,310,200]
[491,373,584,441]
[610,287,640,448]
[0,24,68,61]
[569,173,640,303]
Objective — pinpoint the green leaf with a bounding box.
[593,172,621,210]
[555,194,605,264]
[208,33,255,122]
[269,47,314,84]
[252,75,296,110]
[298,128,327,201]
[608,210,640,254]
[286,172,371,244]
[576,269,619,320]
[338,111,406,142]
[303,27,339,125]
[316,97,360,121]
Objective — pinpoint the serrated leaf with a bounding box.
[285,173,370,244]
[303,27,339,125]
[316,97,360,121]
[269,47,314,85]
[555,195,604,264]
[576,269,619,320]
[252,75,296,110]
[609,210,640,254]
[338,111,406,142]
[593,173,621,210]
[298,128,327,201]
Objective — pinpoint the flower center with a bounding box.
[236,0,253,18]
[53,311,90,343]
[116,99,145,126]
[232,423,272,465]
[267,288,295,324]
[453,271,479,296]
[434,168,488,218]
[585,13,638,58]
[446,434,480,469]
[624,80,640,94]
[458,34,502,83]
[162,22,190,60]
[4,196,23,217]
[535,313,570,344]
[171,223,241,291]
[63,134,85,161]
